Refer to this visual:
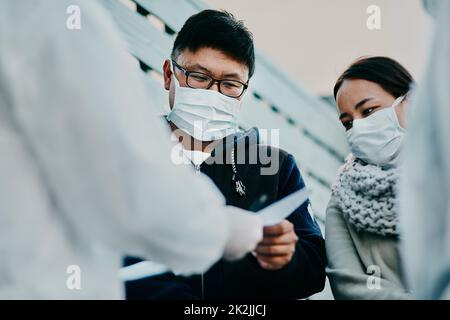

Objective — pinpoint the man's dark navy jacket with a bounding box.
[124,128,326,299]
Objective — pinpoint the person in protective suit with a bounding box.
[0,0,263,299]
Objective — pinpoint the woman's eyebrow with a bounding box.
[354,97,375,110]
[339,97,376,120]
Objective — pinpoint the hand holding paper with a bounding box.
[253,187,309,270]
[255,220,299,270]
[120,188,309,279]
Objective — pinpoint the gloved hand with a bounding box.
[223,206,263,261]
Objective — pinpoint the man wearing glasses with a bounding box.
[124,9,326,299]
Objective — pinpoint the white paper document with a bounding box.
[256,187,309,226]
[120,261,170,281]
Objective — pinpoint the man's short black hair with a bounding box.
[171,9,255,79]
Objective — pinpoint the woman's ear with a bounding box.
[163,59,172,91]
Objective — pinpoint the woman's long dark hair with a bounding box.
[334,56,414,100]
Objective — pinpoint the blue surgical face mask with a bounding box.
[346,95,407,168]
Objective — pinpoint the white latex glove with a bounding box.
[223,206,263,261]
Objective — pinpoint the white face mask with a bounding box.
[346,95,406,168]
[166,62,242,142]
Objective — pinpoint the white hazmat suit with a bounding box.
[0,0,262,299]
[399,0,450,300]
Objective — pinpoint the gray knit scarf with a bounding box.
[331,155,400,236]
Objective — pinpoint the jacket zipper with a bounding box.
[201,272,205,298]
[191,162,204,297]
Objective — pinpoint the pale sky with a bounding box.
[206,0,433,96]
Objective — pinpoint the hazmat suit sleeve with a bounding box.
[0,0,242,275]
[399,0,450,299]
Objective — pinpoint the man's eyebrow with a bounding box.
[354,97,374,110]
[222,72,242,80]
[184,63,210,73]
[183,63,245,81]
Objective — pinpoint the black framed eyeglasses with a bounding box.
[172,60,249,98]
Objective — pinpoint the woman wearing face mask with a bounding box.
[326,56,414,299]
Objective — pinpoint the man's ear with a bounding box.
[163,59,172,91]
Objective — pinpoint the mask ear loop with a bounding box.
[170,60,182,89]
[391,94,407,130]
[392,94,407,109]
[166,61,179,119]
